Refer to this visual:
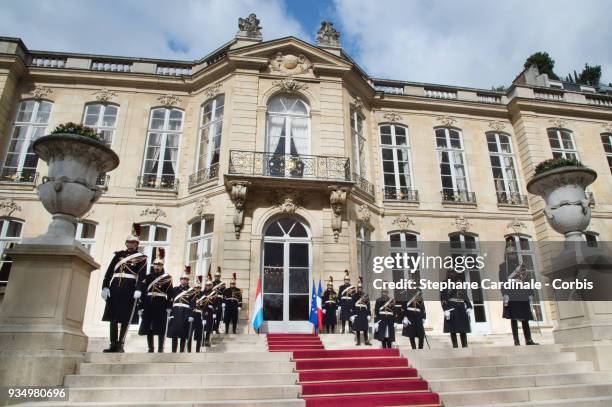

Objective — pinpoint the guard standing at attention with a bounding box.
[187,282,203,352]
[167,267,196,353]
[211,267,225,334]
[374,286,396,349]
[350,278,372,346]
[402,290,427,349]
[322,277,338,333]
[201,274,217,347]
[222,273,242,334]
[338,270,355,333]
[441,268,472,348]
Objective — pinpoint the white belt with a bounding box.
[113,273,137,280]
[448,298,464,302]
[148,292,167,298]
[226,298,240,302]
[173,303,190,309]
[406,307,420,312]
[325,301,336,304]
[341,297,352,300]
[379,311,393,315]
[193,309,202,314]
[356,304,367,308]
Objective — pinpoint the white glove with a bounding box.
[338,306,341,311]
[402,317,410,327]
[222,303,226,308]
[101,287,110,301]
[444,310,451,320]
[529,295,533,306]
[350,315,356,323]
[133,290,142,299]
[166,308,171,315]
[367,315,371,321]
[208,305,214,309]
[214,314,217,319]
[188,317,194,323]
[323,309,327,314]
[238,307,241,311]
[503,294,509,306]
[394,323,401,328]
[203,320,207,326]
[138,309,143,317]
[374,321,380,332]
[422,319,426,326]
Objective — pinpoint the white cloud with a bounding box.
[0,0,309,60]
[332,0,612,88]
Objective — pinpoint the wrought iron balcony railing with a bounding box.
[384,187,419,202]
[496,192,528,206]
[587,191,595,207]
[441,189,477,204]
[96,174,110,189]
[0,169,38,185]
[188,163,219,188]
[352,172,375,196]
[136,175,179,192]
[228,150,351,181]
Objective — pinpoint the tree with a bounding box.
[524,52,559,80]
[577,63,601,86]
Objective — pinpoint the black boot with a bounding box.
[523,320,539,345]
[409,337,417,350]
[364,332,372,346]
[205,332,212,347]
[147,335,155,353]
[116,341,125,353]
[157,335,164,353]
[460,332,468,348]
[355,331,361,346]
[103,322,119,352]
[511,319,520,346]
[341,321,346,334]
[450,333,458,348]
[171,337,178,353]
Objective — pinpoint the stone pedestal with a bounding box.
[0,243,98,386]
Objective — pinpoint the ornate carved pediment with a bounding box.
[30,84,53,100]
[0,199,21,217]
[506,219,527,234]
[383,111,403,122]
[453,216,471,233]
[316,21,341,47]
[93,88,117,103]
[601,122,612,133]
[237,13,262,38]
[274,190,303,214]
[194,197,211,218]
[268,52,313,75]
[549,118,567,129]
[437,115,458,127]
[157,93,182,107]
[140,204,167,221]
[392,214,415,231]
[329,186,349,242]
[488,120,506,132]
[203,83,222,99]
[272,77,309,93]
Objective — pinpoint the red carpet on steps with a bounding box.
[265,334,440,406]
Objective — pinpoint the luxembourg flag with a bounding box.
[316,280,323,331]
[251,276,264,332]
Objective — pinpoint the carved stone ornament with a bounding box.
[272,77,309,93]
[437,115,457,127]
[488,120,506,132]
[392,214,415,231]
[601,122,612,133]
[506,219,527,234]
[30,84,53,100]
[203,83,222,99]
[157,93,182,107]
[549,118,567,129]
[356,204,371,225]
[0,198,22,216]
[237,13,262,37]
[275,190,302,214]
[269,52,313,75]
[453,215,471,233]
[194,197,211,218]
[383,111,403,122]
[316,21,341,47]
[93,88,117,103]
[230,181,250,239]
[353,96,365,112]
[140,204,167,221]
[329,186,349,242]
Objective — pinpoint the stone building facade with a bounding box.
[0,19,610,337]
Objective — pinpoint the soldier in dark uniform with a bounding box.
[212,267,225,334]
[350,278,372,346]
[101,223,148,353]
[201,277,217,347]
[167,267,196,353]
[223,273,242,334]
[374,287,396,348]
[137,248,173,353]
[187,282,203,352]
[338,270,355,333]
[322,277,338,333]
[500,241,539,346]
[441,269,472,348]
[402,290,426,349]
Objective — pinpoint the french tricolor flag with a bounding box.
[251,276,264,332]
[316,280,323,331]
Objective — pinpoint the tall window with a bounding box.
[389,231,420,301]
[75,221,97,253]
[197,95,224,176]
[356,223,372,282]
[436,127,470,201]
[186,217,214,280]
[0,218,23,287]
[266,95,310,156]
[601,133,612,174]
[487,132,521,203]
[351,107,366,177]
[138,223,171,274]
[141,108,182,189]
[2,100,53,182]
[505,234,544,321]
[82,103,118,147]
[547,128,579,160]
[380,124,415,200]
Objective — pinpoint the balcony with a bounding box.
[496,192,528,207]
[383,187,419,202]
[0,169,38,186]
[352,173,375,197]
[189,163,219,189]
[226,150,353,190]
[136,175,179,192]
[587,192,595,208]
[441,189,477,204]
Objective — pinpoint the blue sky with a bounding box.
[1,0,610,88]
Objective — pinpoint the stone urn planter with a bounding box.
[526,165,597,241]
[32,133,119,244]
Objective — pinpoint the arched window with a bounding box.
[1,100,53,183]
[601,133,611,174]
[547,128,578,160]
[137,223,171,274]
[75,221,97,253]
[436,127,471,202]
[389,231,420,300]
[186,217,214,280]
[196,95,224,178]
[266,95,310,156]
[139,107,183,190]
[486,132,523,205]
[0,218,24,287]
[505,234,544,321]
[380,124,416,201]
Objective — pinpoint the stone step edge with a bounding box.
[438,382,612,395]
[462,395,612,407]
[428,371,611,384]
